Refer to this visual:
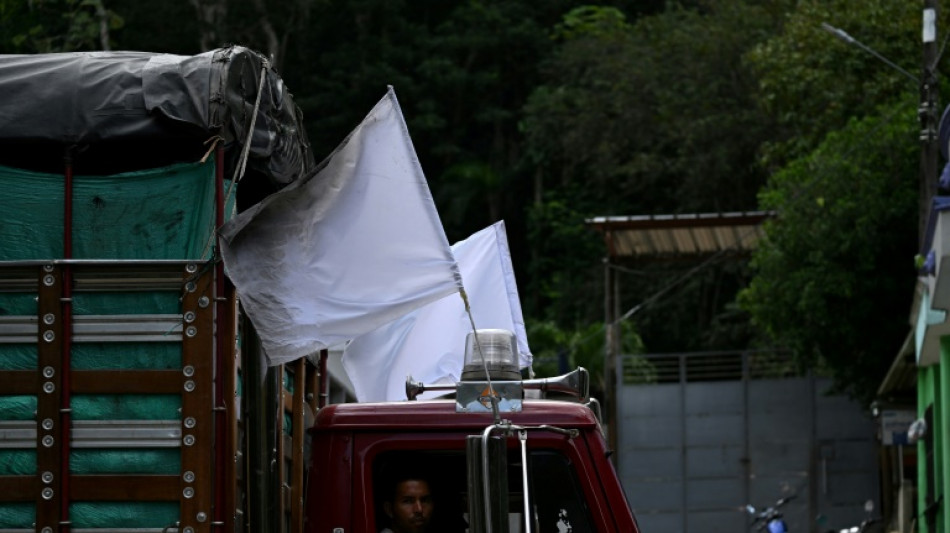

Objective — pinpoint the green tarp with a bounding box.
[0,160,220,260]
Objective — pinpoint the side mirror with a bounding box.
[466,435,509,533]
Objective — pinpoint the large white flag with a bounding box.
[219,88,462,366]
[342,221,531,402]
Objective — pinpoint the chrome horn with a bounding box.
[522,367,589,402]
[405,366,590,402]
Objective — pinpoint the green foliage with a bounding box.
[527,319,643,398]
[524,1,784,215]
[0,0,930,403]
[739,101,919,402]
[0,0,122,53]
[747,0,929,166]
[524,191,604,324]
[520,1,786,354]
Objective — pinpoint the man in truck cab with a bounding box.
[380,470,435,533]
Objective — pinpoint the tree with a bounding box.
[738,0,949,402]
[739,101,919,402]
[520,2,786,351]
[0,0,123,53]
[747,0,927,166]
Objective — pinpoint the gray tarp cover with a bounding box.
[0,46,312,187]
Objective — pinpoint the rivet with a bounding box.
[43,381,55,394]
[43,331,55,343]
[183,470,196,483]
[198,296,210,308]
[42,527,53,533]
[41,487,54,500]
[43,274,55,286]
[184,527,195,533]
[183,434,195,446]
[43,366,54,378]
[183,487,195,499]
[41,471,53,484]
[186,263,198,273]
[186,326,197,337]
[184,311,196,323]
[183,365,195,377]
[184,417,196,429]
[43,313,55,325]
[43,264,54,273]
[196,512,207,523]
[186,281,196,293]
[42,435,54,447]
[184,380,196,392]
[42,418,53,430]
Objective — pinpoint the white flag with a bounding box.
[219,88,462,366]
[342,221,531,402]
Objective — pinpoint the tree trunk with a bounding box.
[189,0,228,52]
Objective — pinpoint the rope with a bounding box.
[232,63,268,184]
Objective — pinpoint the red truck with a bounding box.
[307,335,639,532]
[0,47,640,533]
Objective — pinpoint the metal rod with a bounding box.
[820,23,919,83]
[519,430,531,532]
[480,424,498,533]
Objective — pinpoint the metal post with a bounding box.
[604,258,618,461]
[921,0,939,247]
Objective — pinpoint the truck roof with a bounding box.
[312,399,600,432]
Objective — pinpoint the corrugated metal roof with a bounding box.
[586,211,774,259]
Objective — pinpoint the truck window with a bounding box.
[372,448,596,533]
[373,451,469,533]
[524,451,595,533]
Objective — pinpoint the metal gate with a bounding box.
[617,351,880,533]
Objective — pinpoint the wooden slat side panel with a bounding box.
[69,475,179,501]
[180,267,215,533]
[71,369,180,393]
[0,476,36,502]
[0,370,38,394]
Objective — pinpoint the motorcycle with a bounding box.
[746,495,795,533]
[819,500,883,533]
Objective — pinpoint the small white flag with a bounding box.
[219,87,462,366]
[343,221,531,402]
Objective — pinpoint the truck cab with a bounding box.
[305,331,639,533]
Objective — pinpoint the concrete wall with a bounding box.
[617,353,879,533]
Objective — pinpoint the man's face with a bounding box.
[385,479,433,533]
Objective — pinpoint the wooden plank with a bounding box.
[35,264,62,531]
[0,476,35,501]
[180,266,215,533]
[69,475,179,501]
[221,280,240,533]
[71,369,180,393]
[306,354,320,413]
[0,370,38,394]
[290,358,306,533]
[276,363,286,533]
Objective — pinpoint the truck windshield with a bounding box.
[372,449,596,533]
